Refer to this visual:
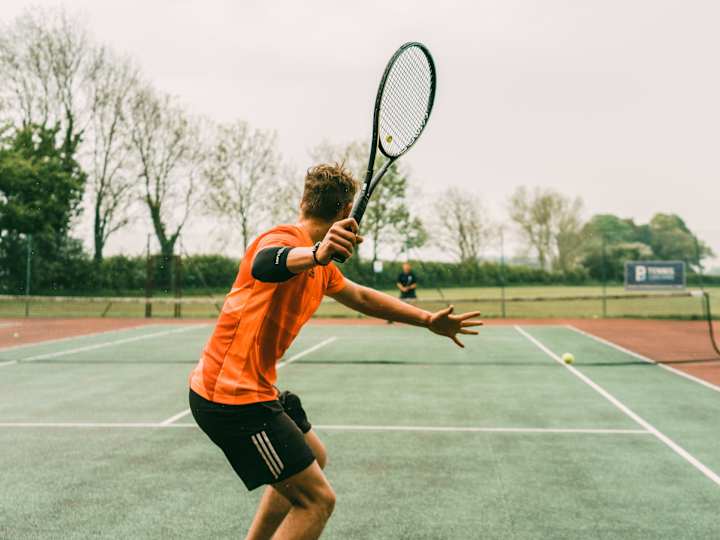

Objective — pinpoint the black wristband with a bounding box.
[312,242,328,266]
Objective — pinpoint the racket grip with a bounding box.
[331,196,369,264]
[351,195,369,225]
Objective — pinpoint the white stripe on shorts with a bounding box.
[256,430,284,475]
[251,432,280,478]
[260,431,285,473]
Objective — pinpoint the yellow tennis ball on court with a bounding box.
[562,352,574,364]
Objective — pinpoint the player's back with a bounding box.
[189,225,345,405]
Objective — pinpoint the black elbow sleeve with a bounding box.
[252,246,296,282]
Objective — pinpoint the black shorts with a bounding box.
[189,390,315,490]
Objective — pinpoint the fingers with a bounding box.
[457,311,481,321]
[460,319,484,327]
[325,241,351,261]
[331,225,359,245]
[451,335,464,348]
[437,305,454,318]
[459,328,479,335]
[356,234,364,244]
[328,234,355,253]
[324,220,362,261]
[335,217,358,233]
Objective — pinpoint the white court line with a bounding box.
[0,323,183,365]
[2,324,209,368]
[0,422,649,434]
[158,409,193,426]
[0,422,173,428]
[16,324,209,363]
[0,322,20,329]
[305,425,649,434]
[159,336,338,425]
[0,322,164,354]
[159,410,192,425]
[515,325,720,488]
[276,336,337,368]
[566,325,720,394]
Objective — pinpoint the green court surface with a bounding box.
[1,323,719,539]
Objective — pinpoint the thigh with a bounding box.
[304,430,327,469]
[271,460,332,507]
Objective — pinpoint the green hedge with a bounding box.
[10,252,719,296]
[338,259,591,288]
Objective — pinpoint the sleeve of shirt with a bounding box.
[255,230,301,252]
[324,262,347,294]
[251,229,303,282]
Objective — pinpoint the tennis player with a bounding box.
[189,163,482,540]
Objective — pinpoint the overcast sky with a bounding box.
[3,1,719,266]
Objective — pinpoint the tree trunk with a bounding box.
[148,203,176,291]
[158,240,177,292]
[93,206,104,263]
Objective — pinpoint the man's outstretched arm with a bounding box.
[329,280,483,348]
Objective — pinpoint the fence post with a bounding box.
[144,240,153,318]
[500,229,507,318]
[601,236,608,318]
[24,234,32,317]
[174,255,182,318]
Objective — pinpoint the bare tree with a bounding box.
[129,84,201,268]
[85,48,139,262]
[203,120,280,254]
[0,8,144,260]
[267,163,303,225]
[508,186,583,271]
[435,188,490,263]
[554,200,585,272]
[310,139,368,179]
[0,8,92,158]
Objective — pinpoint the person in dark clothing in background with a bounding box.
[396,262,418,302]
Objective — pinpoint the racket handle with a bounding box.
[350,194,370,225]
[331,196,369,264]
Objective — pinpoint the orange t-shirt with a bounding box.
[189,225,346,405]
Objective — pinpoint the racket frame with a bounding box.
[334,42,436,263]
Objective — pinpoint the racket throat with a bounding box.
[351,158,394,225]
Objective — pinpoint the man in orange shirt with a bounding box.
[189,163,482,540]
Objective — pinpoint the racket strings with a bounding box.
[392,52,431,107]
[382,62,430,148]
[381,70,431,143]
[379,46,434,157]
[384,51,431,127]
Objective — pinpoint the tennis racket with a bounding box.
[333,42,437,263]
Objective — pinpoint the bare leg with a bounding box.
[245,488,291,540]
[264,460,334,540]
[245,431,328,540]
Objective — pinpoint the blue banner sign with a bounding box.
[625,261,686,290]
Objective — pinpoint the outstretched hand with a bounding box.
[428,305,483,348]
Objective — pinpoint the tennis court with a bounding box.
[1,320,719,539]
